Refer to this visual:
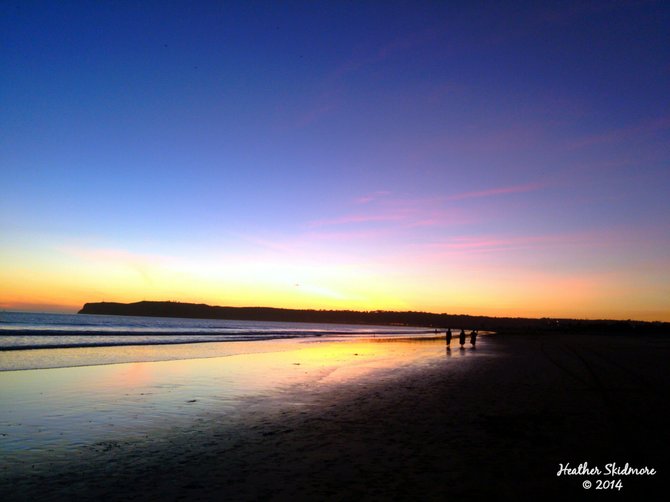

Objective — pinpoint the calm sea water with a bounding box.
[0,311,433,351]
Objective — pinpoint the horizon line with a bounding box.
[71,300,669,325]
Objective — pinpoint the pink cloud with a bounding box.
[240,235,301,255]
[567,115,670,150]
[355,191,392,204]
[58,245,176,285]
[293,28,439,129]
[305,228,392,242]
[329,28,437,82]
[308,212,405,228]
[445,182,546,201]
[294,98,339,128]
[405,122,548,168]
[423,237,522,255]
[309,193,477,230]
[417,232,601,258]
[60,245,173,265]
[376,28,438,60]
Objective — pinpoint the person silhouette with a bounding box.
[445,328,453,349]
[470,329,478,348]
[459,328,466,348]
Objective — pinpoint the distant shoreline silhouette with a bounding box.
[77,301,669,335]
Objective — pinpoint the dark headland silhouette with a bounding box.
[79,301,668,335]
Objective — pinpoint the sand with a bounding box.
[1,333,668,500]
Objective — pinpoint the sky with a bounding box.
[1,1,669,321]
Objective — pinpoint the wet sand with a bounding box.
[1,333,668,500]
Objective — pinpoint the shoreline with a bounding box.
[1,332,668,499]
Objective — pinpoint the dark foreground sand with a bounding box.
[2,333,668,500]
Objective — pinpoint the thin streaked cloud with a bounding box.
[567,115,670,150]
[445,182,546,201]
[308,213,405,228]
[309,193,476,230]
[355,191,393,204]
[415,231,603,258]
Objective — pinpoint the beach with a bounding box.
[1,332,668,500]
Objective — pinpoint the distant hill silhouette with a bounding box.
[79,301,668,335]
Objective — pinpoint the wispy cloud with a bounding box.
[376,28,439,60]
[238,235,303,255]
[304,228,392,242]
[60,246,169,264]
[414,229,625,260]
[308,212,405,228]
[445,182,546,201]
[355,191,392,204]
[58,245,174,284]
[308,193,476,231]
[424,234,563,253]
[294,94,340,128]
[567,115,670,150]
[330,28,438,82]
[538,1,636,24]
[292,28,438,129]
[404,122,549,170]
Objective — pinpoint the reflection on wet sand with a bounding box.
[0,335,486,464]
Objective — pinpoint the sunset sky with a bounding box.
[1,1,669,321]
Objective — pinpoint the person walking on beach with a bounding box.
[459,329,466,348]
[445,328,452,349]
[470,329,478,348]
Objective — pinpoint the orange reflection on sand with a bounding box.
[82,337,446,399]
[116,362,154,388]
[260,337,448,386]
[0,335,476,459]
[1,337,452,417]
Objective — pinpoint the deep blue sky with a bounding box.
[2,1,669,320]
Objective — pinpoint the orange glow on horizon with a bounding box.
[1,238,668,322]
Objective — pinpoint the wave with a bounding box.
[0,330,436,351]
[0,335,310,351]
[0,312,436,352]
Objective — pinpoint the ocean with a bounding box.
[0,311,433,351]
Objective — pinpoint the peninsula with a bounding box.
[79,301,668,335]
